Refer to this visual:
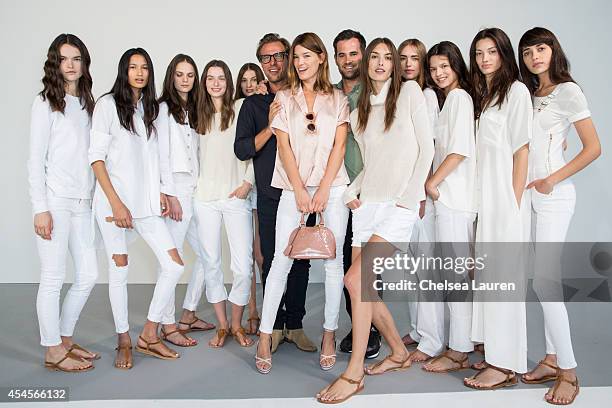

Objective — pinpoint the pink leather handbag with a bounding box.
[283,212,336,260]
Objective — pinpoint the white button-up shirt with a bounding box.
[88,94,161,219]
[28,94,94,215]
[156,101,199,197]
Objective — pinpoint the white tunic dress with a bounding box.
[471,81,533,373]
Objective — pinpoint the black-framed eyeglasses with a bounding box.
[258,51,288,64]
[305,112,316,134]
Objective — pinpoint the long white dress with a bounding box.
[471,80,533,373]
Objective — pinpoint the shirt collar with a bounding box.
[370,78,391,106]
[335,80,361,96]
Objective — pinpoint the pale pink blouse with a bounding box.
[271,86,350,190]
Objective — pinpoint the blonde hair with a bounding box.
[286,32,333,94]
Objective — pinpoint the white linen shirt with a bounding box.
[343,79,435,209]
[530,82,591,181]
[88,94,161,219]
[156,102,199,197]
[433,88,477,213]
[28,94,94,215]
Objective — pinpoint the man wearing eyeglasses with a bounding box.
[234,33,317,354]
[332,29,382,359]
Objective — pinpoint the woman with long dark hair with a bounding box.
[29,33,98,372]
[397,38,443,363]
[518,27,600,405]
[90,48,186,369]
[192,60,255,349]
[317,37,434,403]
[156,54,216,347]
[464,27,532,390]
[255,32,351,375]
[421,41,477,373]
[234,62,265,335]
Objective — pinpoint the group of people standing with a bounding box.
[29,26,600,406]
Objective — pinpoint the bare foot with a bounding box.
[522,358,558,383]
[409,349,432,363]
[232,326,254,347]
[464,365,516,389]
[320,331,336,369]
[471,360,487,370]
[545,371,579,405]
[161,324,197,347]
[255,334,272,373]
[114,342,133,369]
[317,370,365,403]
[137,335,179,358]
[401,333,418,347]
[45,345,92,371]
[209,328,229,348]
[246,315,260,335]
[179,314,215,332]
[365,352,410,375]
[423,350,469,373]
[61,338,99,360]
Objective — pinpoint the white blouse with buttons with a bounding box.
[88,94,161,219]
[28,94,94,215]
[156,101,199,197]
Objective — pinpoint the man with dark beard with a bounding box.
[333,29,381,358]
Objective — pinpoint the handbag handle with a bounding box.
[299,212,325,227]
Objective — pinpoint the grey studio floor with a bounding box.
[1,283,611,402]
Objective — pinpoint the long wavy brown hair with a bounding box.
[159,54,199,129]
[197,60,235,134]
[39,33,94,115]
[397,38,428,88]
[518,27,576,95]
[356,38,402,133]
[234,63,264,99]
[469,28,519,119]
[286,32,333,94]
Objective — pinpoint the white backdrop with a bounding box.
[1,0,610,283]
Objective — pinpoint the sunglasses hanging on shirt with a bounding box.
[305,112,317,134]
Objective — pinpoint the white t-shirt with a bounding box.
[28,94,94,215]
[530,82,591,181]
[423,88,440,132]
[195,99,254,202]
[433,88,477,213]
[156,101,200,197]
[88,94,161,219]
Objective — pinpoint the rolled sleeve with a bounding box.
[88,97,114,165]
[270,93,289,134]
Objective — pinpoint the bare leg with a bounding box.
[209,301,229,347]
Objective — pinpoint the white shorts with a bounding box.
[352,201,418,249]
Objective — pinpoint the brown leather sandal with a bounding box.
[423,350,469,373]
[316,374,365,404]
[114,344,133,370]
[209,328,229,348]
[246,317,261,336]
[135,335,179,360]
[178,316,215,333]
[68,343,101,360]
[522,359,559,384]
[45,350,94,373]
[546,373,579,405]
[365,354,411,376]
[161,327,197,348]
[464,365,518,390]
[231,327,254,347]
